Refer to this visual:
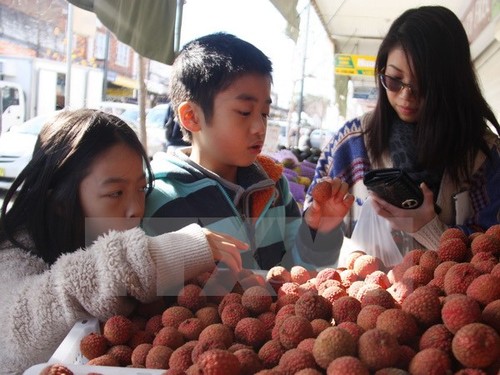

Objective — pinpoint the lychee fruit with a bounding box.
[466,273,500,306]
[234,348,263,375]
[419,324,453,354]
[278,315,314,349]
[198,323,234,348]
[197,349,241,375]
[418,250,441,272]
[103,315,133,345]
[443,262,482,295]
[345,250,366,270]
[107,344,132,366]
[278,348,317,375]
[441,294,482,333]
[356,304,386,331]
[80,332,109,360]
[331,296,362,324]
[336,321,365,343]
[440,227,469,244]
[482,299,500,333]
[364,270,391,289]
[39,364,74,375]
[310,319,332,337]
[290,266,311,284]
[312,326,356,369]
[433,260,457,278]
[241,285,273,315]
[294,291,332,321]
[234,317,268,349]
[177,283,207,312]
[162,305,194,328]
[402,265,433,287]
[452,323,500,368]
[221,302,250,329]
[353,255,381,278]
[311,180,332,203]
[145,314,163,336]
[485,223,500,241]
[195,306,221,327]
[402,248,426,267]
[359,287,396,309]
[217,293,242,316]
[358,328,400,371]
[375,308,419,345]
[408,347,452,375]
[326,356,369,375]
[131,343,152,367]
[152,326,184,350]
[177,317,204,341]
[86,353,120,366]
[438,238,468,262]
[169,342,196,371]
[258,339,286,369]
[470,233,500,255]
[401,286,441,328]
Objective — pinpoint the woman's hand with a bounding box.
[202,228,248,273]
[304,177,355,233]
[370,182,437,233]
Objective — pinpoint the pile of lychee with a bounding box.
[62,224,499,374]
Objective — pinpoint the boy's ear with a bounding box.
[178,101,201,133]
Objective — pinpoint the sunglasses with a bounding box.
[379,73,419,96]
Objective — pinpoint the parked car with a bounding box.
[96,102,163,159]
[0,111,60,190]
[309,128,335,149]
[144,104,170,156]
[96,101,138,117]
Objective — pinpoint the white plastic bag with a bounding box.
[347,196,403,268]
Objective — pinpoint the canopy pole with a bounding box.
[64,3,74,108]
[174,0,184,53]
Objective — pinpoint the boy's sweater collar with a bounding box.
[171,148,283,217]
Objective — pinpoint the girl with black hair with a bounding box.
[0,108,246,372]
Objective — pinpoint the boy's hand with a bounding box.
[370,182,437,233]
[202,228,248,273]
[305,178,354,233]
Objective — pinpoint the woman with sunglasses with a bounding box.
[304,5,500,255]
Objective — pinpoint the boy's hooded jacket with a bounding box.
[145,149,344,270]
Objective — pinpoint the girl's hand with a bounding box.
[370,182,437,233]
[305,177,355,233]
[202,228,248,273]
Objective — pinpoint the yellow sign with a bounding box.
[335,54,376,76]
[0,167,4,177]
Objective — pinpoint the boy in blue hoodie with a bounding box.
[144,32,354,270]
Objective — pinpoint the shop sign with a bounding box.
[335,54,375,76]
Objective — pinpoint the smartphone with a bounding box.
[363,168,424,209]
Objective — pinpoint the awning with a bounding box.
[66,0,179,65]
[111,75,139,90]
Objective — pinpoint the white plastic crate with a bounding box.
[23,318,165,375]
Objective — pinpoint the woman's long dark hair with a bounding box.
[367,5,500,185]
[0,108,154,264]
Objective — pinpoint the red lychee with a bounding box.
[452,323,500,368]
[408,347,452,375]
[103,315,133,345]
[241,285,273,315]
[357,328,400,371]
[80,332,109,360]
[311,180,332,203]
[197,349,241,375]
[312,326,357,369]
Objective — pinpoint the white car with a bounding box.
[0,111,60,190]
